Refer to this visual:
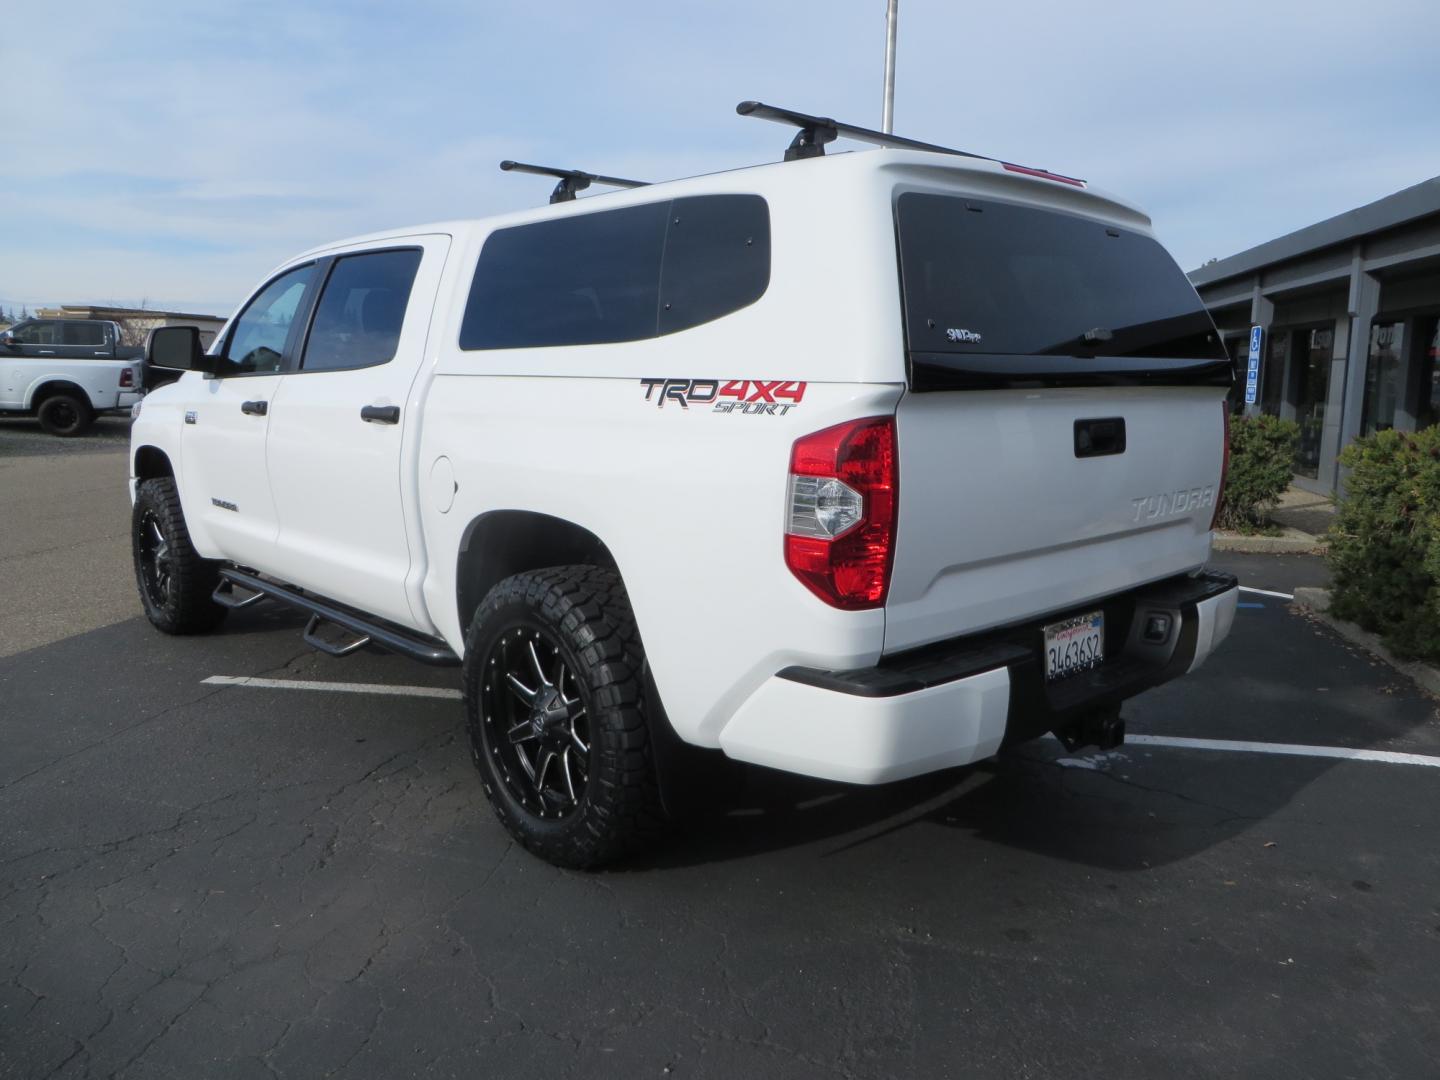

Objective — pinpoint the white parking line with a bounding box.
[203,675,461,700]
[1127,734,1440,769]
[205,676,1440,771]
[1239,586,1295,600]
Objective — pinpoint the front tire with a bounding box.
[132,477,228,634]
[463,566,666,868]
[37,393,94,436]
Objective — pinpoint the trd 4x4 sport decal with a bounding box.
[640,378,807,415]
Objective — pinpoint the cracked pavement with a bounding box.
[3,446,1439,1078]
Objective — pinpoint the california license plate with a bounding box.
[1044,611,1104,681]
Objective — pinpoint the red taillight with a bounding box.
[119,367,135,388]
[1211,402,1230,530]
[784,416,897,610]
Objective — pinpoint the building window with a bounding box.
[1225,335,1249,414]
[1418,317,1440,431]
[1260,332,1287,416]
[1361,322,1405,436]
[1293,326,1332,479]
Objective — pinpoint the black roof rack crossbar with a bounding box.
[736,100,988,163]
[499,160,649,204]
[734,100,1085,186]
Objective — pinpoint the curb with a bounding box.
[1292,587,1440,698]
[1214,528,1326,555]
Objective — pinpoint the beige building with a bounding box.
[35,305,227,349]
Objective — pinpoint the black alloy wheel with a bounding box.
[131,477,227,634]
[463,566,665,868]
[479,624,592,818]
[136,507,174,611]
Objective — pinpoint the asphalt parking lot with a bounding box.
[3,431,1438,1079]
[0,420,135,659]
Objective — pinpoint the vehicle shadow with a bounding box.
[620,742,1321,874]
[208,598,1439,876]
[623,606,1438,873]
[214,603,312,639]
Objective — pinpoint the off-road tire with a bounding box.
[463,566,666,868]
[36,393,94,436]
[132,477,228,634]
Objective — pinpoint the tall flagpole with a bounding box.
[881,0,898,134]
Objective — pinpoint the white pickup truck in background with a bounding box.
[126,102,1241,868]
[1,318,144,435]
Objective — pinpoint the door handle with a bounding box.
[241,400,268,416]
[360,405,400,424]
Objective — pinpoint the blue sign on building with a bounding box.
[1244,325,1262,406]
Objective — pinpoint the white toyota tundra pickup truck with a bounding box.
[128,103,1239,867]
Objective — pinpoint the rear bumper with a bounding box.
[717,570,1238,784]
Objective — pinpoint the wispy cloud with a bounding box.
[2,0,1437,313]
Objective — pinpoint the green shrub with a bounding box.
[1327,427,1440,661]
[1217,414,1301,532]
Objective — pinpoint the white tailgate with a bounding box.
[884,384,1224,653]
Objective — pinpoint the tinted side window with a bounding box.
[224,264,316,375]
[63,321,107,346]
[462,202,668,350]
[658,195,770,335]
[460,195,771,350]
[12,321,58,345]
[301,249,423,372]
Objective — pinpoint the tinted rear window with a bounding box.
[896,193,1224,360]
[460,194,769,350]
[63,321,107,346]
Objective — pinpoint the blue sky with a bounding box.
[3,0,1438,317]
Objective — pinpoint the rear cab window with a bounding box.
[895,193,1229,389]
[62,322,108,347]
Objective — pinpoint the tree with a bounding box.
[117,317,160,347]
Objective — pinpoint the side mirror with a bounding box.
[0,329,17,349]
[146,326,218,376]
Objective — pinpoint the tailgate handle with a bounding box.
[1074,417,1125,458]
